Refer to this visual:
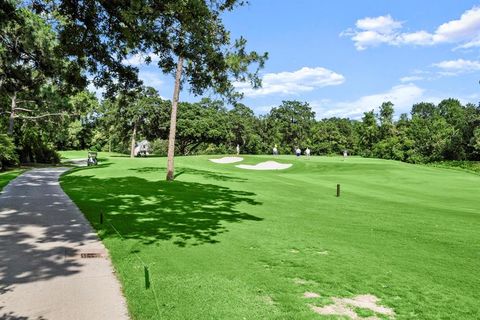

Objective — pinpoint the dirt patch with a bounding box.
[290,249,300,253]
[209,157,244,164]
[316,250,329,255]
[304,292,320,298]
[236,161,292,170]
[293,278,317,285]
[309,294,395,319]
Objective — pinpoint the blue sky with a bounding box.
[121,0,480,119]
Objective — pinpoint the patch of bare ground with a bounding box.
[309,294,394,319]
[293,278,318,285]
[303,292,321,298]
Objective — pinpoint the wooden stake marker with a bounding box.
[144,266,150,289]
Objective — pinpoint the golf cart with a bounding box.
[87,151,98,166]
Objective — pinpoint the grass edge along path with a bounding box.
[0,169,24,192]
[60,153,480,320]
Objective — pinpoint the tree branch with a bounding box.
[15,113,71,119]
[13,107,34,112]
[16,100,37,105]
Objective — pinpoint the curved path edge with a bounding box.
[0,167,129,320]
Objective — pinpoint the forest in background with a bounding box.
[3,84,480,166]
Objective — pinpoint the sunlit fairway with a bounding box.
[59,152,480,319]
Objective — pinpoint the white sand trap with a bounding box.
[310,294,395,319]
[236,161,292,170]
[209,156,243,164]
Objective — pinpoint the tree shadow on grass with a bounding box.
[62,173,262,247]
[128,166,247,182]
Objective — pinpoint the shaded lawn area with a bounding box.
[60,155,480,319]
[0,169,23,191]
[428,160,480,175]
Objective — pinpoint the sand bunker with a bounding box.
[236,161,292,170]
[310,294,395,319]
[209,157,243,164]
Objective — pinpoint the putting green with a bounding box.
[60,153,480,319]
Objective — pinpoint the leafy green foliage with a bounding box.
[67,93,479,164]
[0,134,18,170]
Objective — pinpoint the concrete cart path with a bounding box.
[0,168,129,320]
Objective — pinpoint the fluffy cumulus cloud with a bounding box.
[342,6,480,50]
[235,67,345,97]
[312,84,424,119]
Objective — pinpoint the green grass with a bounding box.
[59,150,126,161]
[0,169,23,191]
[427,160,480,175]
[60,155,480,319]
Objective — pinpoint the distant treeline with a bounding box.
[1,86,480,167]
[52,88,480,163]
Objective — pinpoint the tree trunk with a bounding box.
[130,122,137,158]
[8,92,16,136]
[166,56,184,181]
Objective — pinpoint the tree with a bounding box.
[0,4,84,135]
[227,103,261,154]
[175,99,230,155]
[267,101,315,152]
[161,2,267,180]
[408,108,454,163]
[0,134,18,170]
[470,127,480,159]
[104,87,164,156]
[378,101,395,140]
[358,110,378,156]
[312,118,357,155]
[38,0,267,180]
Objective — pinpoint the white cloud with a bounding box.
[434,7,480,43]
[123,53,159,66]
[400,76,424,83]
[456,38,480,49]
[399,59,480,81]
[356,15,403,33]
[312,84,424,119]
[235,67,345,97]
[433,59,480,73]
[343,6,480,50]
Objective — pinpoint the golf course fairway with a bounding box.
[60,154,480,319]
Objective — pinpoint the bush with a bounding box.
[0,134,19,170]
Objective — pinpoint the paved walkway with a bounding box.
[0,168,129,320]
